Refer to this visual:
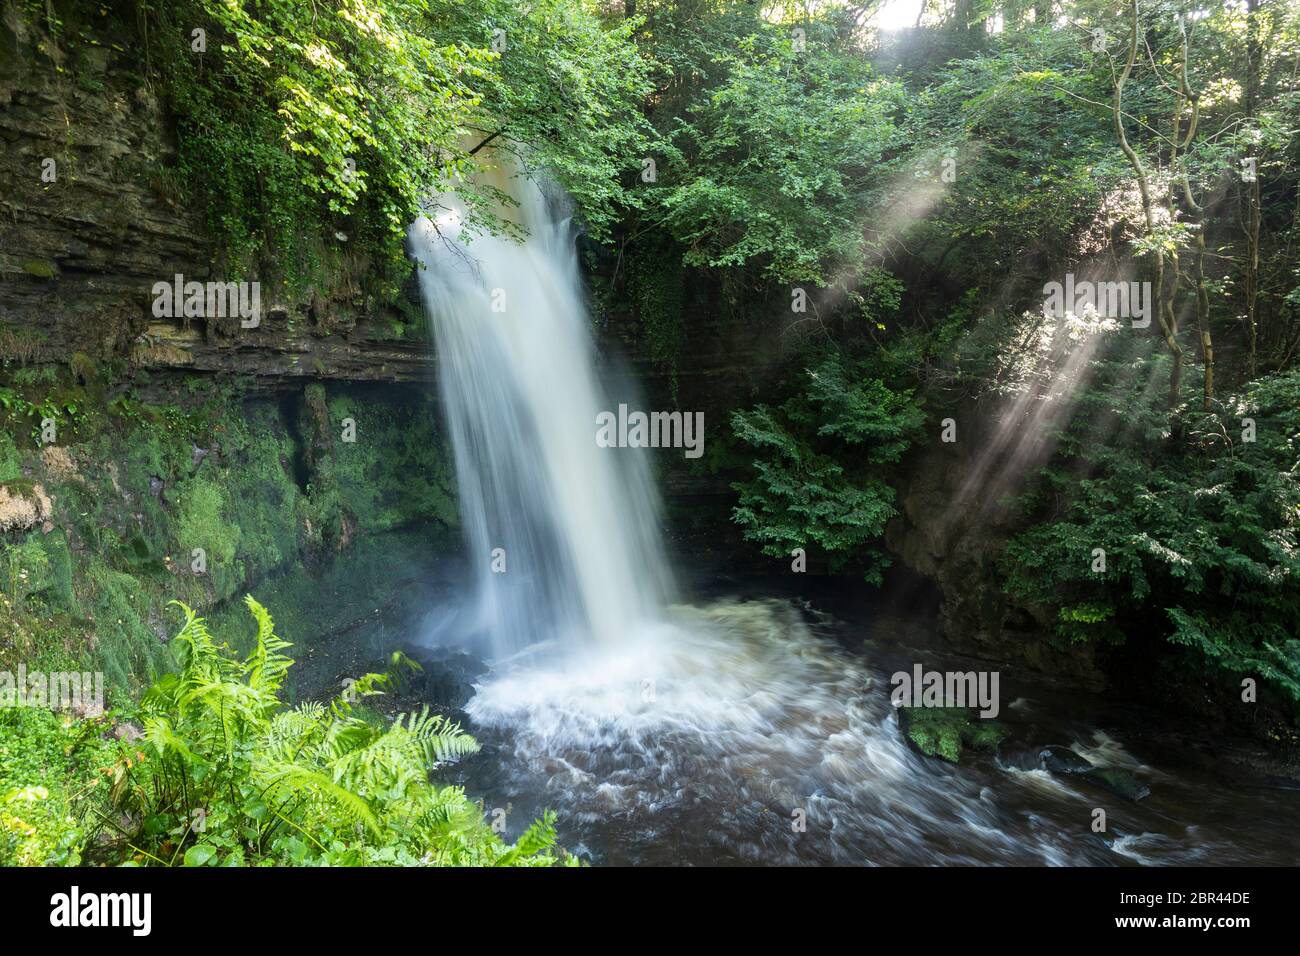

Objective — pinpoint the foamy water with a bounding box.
[467,600,1090,864]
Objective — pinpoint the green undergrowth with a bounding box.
[0,707,122,866]
[1,599,567,867]
[1002,362,1300,719]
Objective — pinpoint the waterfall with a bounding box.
[407,160,673,661]
[400,162,1242,867]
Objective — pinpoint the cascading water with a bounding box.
[405,160,1300,866]
[408,162,672,660]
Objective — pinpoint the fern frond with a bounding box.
[398,708,480,765]
[242,596,293,699]
[492,810,559,866]
[141,715,203,767]
[264,705,326,761]
[256,763,380,835]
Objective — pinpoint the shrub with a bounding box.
[731,354,925,583]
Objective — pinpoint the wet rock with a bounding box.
[995,740,1045,772]
[1040,745,1094,774]
[1081,767,1151,802]
[413,651,486,710]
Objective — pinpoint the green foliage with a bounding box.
[0,785,82,866]
[149,0,487,280]
[433,0,656,240]
[902,37,1121,284]
[97,598,567,866]
[731,354,925,582]
[127,0,652,284]
[898,706,1006,763]
[0,384,85,446]
[0,708,119,866]
[1003,367,1300,706]
[640,4,904,286]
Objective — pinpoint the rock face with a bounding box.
[885,396,1106,688]
[0,8,432,386]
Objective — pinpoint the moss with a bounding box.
[326,390,457,536]
[2,377,459,701]
[897,706,1007,764]
[18,260,56,279]
[0,433,21,483]
[176,476,242,601]
[31,529,76,613]
[213,407,303,586]
[85,563,169,692]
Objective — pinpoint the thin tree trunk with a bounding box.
[1113,0,1183,406]
[1174,21,1213,409]
[1244,0,1262,377]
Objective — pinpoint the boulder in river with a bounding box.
[995,740,1047,772]
[1081,767,1151,802]
[1040,745,1095,774]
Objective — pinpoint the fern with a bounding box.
[92,596,567,868]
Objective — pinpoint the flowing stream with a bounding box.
[403,163,1300,867]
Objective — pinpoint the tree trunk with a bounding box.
[1244,0,1262,378]
[1174,21,1213,409]
[1112,0,1183,406]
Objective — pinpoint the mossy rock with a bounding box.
[1081,767,1151,802]
[897,706,1008,764]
